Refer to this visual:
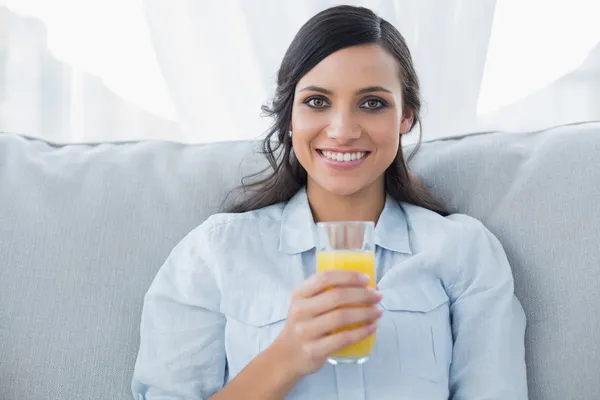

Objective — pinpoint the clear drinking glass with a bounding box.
[315,221,376,365]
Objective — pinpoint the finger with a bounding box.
[294,270,371,299]
[304,322,378,360]
[300,287,381,318]
[306,306,382,339]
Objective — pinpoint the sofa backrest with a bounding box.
[1,122,599,399]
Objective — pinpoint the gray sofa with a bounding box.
[1,122,599,400]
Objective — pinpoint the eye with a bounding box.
[360,98,387,110]
[305,96,330,108]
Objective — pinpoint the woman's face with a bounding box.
[291,44,413,197]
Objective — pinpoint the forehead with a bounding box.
[296,44,402,92]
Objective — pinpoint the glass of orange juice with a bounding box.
[315,221,376,365]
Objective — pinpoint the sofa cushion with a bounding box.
[410,122,600,400]
[0,121,599,399]
[0,137,262,400]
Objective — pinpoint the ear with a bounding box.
[399,107,415,135]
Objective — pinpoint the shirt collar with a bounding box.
[375,195,412,254]
[279,187,316,254]
[279,187,412,255]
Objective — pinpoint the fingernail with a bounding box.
[359,274,371,283]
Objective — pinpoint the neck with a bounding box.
[306,179,386,224]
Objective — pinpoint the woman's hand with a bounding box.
[271,270,383,378]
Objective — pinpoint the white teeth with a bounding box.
[321,151,367,162]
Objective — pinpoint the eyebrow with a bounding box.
[299,85,392,95]
[357,86,392,95]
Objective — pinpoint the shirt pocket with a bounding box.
[221,290,290,356]
[379,283,449,383]
[222,289,332,399]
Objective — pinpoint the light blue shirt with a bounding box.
[132,187,527,400]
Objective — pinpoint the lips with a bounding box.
[317,149,370,163]
[316,149,370,169]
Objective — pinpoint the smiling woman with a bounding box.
[227,14,446,217]
[132,5,528,400]
[291,44,411,209]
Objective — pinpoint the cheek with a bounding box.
[376,135,400,168]
[364,113,401,148]
[291,107,328,169]
[291,106,327,134]
[290,107,321,169]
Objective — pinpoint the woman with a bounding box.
[132,5,527,400]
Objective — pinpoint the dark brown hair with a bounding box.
[227,5,447,215]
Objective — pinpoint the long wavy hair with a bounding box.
[227,5,447,216]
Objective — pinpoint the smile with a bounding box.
[316,149,370,169]
[317,149,369,162]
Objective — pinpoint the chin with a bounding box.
[317,179,367,197]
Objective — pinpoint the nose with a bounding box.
[326,109,361,143]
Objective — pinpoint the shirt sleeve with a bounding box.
[448,215,528,399]
[131,219,226,400]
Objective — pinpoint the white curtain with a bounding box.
[1,0,599,144]
[0,0,179,143]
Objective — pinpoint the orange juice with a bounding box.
[316,251,376,359]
